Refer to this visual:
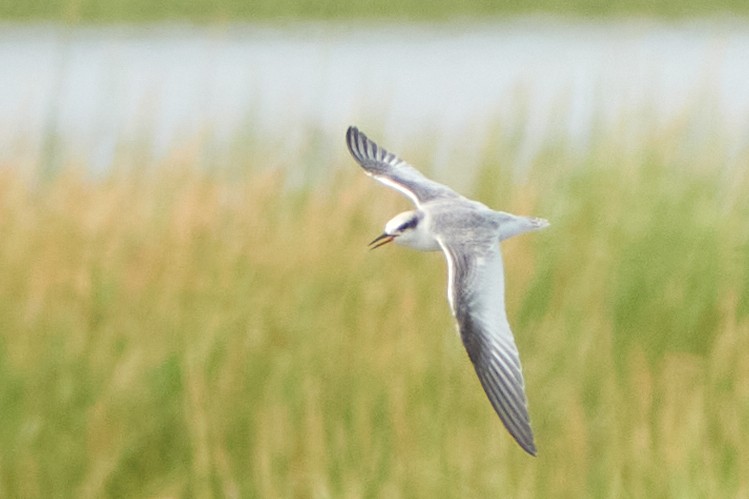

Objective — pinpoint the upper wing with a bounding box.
[438,236,537,456]
[346,126,461,206]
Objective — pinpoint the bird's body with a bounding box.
[346,126,548,456]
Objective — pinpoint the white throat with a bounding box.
[394,221,441,251]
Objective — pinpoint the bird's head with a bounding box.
[368,210,422,249]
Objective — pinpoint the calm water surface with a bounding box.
[1,20,748,170]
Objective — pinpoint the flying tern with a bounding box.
[346,126,548,455]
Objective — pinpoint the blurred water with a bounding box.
[1,20,748,172]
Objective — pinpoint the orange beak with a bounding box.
[368,233,395,250]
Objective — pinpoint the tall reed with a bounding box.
[0,115,747,497]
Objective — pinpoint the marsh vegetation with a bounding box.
[1,108,748,496]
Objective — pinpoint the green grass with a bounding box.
[3,0,749,23]
[1,113,749,497]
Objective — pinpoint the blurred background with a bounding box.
[1,1,749,498]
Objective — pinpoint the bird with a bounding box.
[346,126,549,456]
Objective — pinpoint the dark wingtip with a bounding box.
[345,126,361,158]
[346,126,361,145]
[516,429,537,456]
[346,126,375,166]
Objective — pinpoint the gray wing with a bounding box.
[346,126,461,206]
[438,236,537,456]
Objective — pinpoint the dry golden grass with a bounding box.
[0,122,748,497]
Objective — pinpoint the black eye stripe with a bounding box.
[398,217,418,232]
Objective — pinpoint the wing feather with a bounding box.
[346,126,460,206]
[439,237,537,456]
